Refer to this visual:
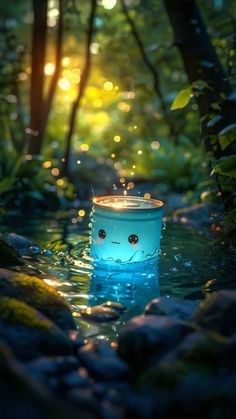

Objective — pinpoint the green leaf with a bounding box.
[170,87,192,111]
[218,124,236,151]
[0,177,16,195]
[211,155,236,179]
[226,208,236,224]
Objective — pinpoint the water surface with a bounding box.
[1,210,234,340]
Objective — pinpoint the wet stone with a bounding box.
[145,296,197,321]
[118,315,193,375]
[60,370,90,389]
[78,339,129,380]
[79,306,120,322]
[4,233,35,256]
[193,290,236,336]
[101,301,126,314]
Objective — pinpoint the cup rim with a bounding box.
[92,195,164,212]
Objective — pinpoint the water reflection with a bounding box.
[89,258,160,310]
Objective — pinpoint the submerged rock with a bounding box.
[0,269,75,331]
[4,233,35,255]
[78,339,129,380]
[145,296,197,321]
[0,296,72,360]
[0,236,24,267]
[102,301,126,314]
[193,290,236,336]
[79,306,120,322]
[118,315,193,374]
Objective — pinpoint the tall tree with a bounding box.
[61,0,97,177]
[164,0,236,157]
[28,0,48,155]
[28,0,63,155]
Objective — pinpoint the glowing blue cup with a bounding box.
[90,195,163,264]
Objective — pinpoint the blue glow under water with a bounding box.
[1,211,235,340]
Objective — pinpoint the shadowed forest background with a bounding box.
[0,0,236,237]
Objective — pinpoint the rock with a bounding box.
[118,315,193,375]
[0,296,72,360]
[0,340,81,419]
[172,203,212,231]
[4,233,35,255]
[60,370,90,389]
[145,297,197,321]
[26,356,80,382]
[0,269,75,330]
[79,306,120,322]
[193,290,236,336]
[78,339,129,380]
[0,236,23,267]
[101,301,126,314]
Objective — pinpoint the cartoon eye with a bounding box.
[128,234,138,245]
[98,229,106,239]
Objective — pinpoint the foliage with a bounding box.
[0,139,75,209]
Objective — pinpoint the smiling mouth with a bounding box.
[111,241,120,244]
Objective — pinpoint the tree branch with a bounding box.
[61,0,97,177]
[120,0,178,145]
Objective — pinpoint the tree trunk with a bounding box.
[41,0,63,141]
[61,0,97,177]
[28,0,48,155]
[164,0,236,157]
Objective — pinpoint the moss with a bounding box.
[0,270,70,311]
[0,237,24,267]
[0,297,51,331]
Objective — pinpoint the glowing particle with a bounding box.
[137,150,143,155]
[127,182,134,189]
[117,102,131,112]
[71,217,77,224]
[119,177,125,183]
[144,193,151,199]
[18,72,27,81]
[44,63,55,76]
[111,153,116,158]
[25,154,32,160]
[102,0,117,10]
[81,144,89,151]
[77,160,81,165]
[58,78,71,91]
[90,42,100,54]
[131,171,134,176]
[51,168,59,176]
[56,179,64,186]
[61,56,70,66]
[132,165,136,169]
[151,141,160,150]
[104,81,113,91]
[78,210,85,217]
[124,190,127,196]
[114,135,121,142]
[43,161,52,169]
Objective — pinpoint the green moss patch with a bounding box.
[0,297,50,331]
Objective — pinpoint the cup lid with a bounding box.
[92,195,163,211]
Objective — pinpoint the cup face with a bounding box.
[90,196,163,264]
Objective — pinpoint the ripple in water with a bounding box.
[2,214,235,340]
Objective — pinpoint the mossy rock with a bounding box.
[0,269,75,331]
[193,290,236,336]
[0,296,72,360]
[0,237,24,267]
